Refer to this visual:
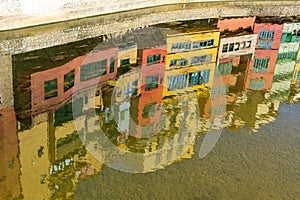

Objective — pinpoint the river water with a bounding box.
[0,16,299,200]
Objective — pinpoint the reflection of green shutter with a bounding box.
[297,71,300,80]
[110,57,115,73]
[44,78,58,99]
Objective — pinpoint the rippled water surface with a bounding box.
[0,14,300,200]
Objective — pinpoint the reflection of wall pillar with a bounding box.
[48,111,56,163]
[0,107,21,199]
[0,55,13,110]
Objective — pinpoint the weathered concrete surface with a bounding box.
[0,0,299,31]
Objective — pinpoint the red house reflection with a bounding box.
[245,49,278,91]
[31,48,118,115]
[133,45,167,138]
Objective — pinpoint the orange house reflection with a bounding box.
[30,48,118,115]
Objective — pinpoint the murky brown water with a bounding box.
[0,15,300,200]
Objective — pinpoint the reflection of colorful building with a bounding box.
[13,38,119,124]
[164,30,219,96]
[134,39,167,138]
[0,108,21,200]
[18,95,102,199]
[254,21,284,50]
[31,47,118,116]
[218,16,256,33]
[218,34,257,65]
[270,22,300,97]
[115,69,140,103]
[118,44,138,68]
[245,50,278,91]
[292,61,300,84]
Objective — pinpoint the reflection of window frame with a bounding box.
[147,54,161,65]
[228,43,234,52]
[169,58,188,67]
[63,69,75,92]
[120,58,130,66]
[246,41,251,48]
[145,75,159,91]
[110,57,115,73]
[240,42,245,49]
[142,103,156,118]
[44,78,58,100]
[253,58,269,72]
[234,43,240,51]
[80,60,107,81]
[188,69,210,87]
[171,42,192,52]
[250,78,265,90]
[190,54,212,65]
[222,44,228,53]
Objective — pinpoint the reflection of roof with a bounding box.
[157,19,218,33]
[220,29,255,38]
[255,16,300,24]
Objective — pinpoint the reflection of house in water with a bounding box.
[12,38,109,199]
[245,17,285,91]
[213,17,257,121]
[17,95,103,200]
[0,107,21,200]
[131,28,167,138]
[270,21,300,98]
[160,20,219,97]
[13,37,117,126]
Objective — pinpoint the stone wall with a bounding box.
[0,0,299,31]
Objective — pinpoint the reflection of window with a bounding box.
[142,103,155,118]
[120,58,130,66]
[44,78,58,100]
[145,76,158,91]
[188,70,210,86]
[147,54,160,64]
[259,30,274,39]
[192,39,214,49]
[228,43,234,52]
[253,58,269,72]
[190,54,212,65]
[246,41,251,48]
[168,74,188,91]
[250,78,265,90]
[169,58,188,67]
[110,57,115,73]
[171,42,192,52]
[240,42,245,49]
[222,44,228,53]
[216,62,232,77]
[80,60,107,81]
[120,110,126,121]
[234,43,239,51]
[64,69,75,92]
[207,39,214,46]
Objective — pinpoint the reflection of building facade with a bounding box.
[164,30,219,96]
[254,21,284,50]
[245,49,278,91]
[31,47,117,116]
[218,16,256,33]
[270,22,300,98]
[18,99,103,199]
[0,108,21,200]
